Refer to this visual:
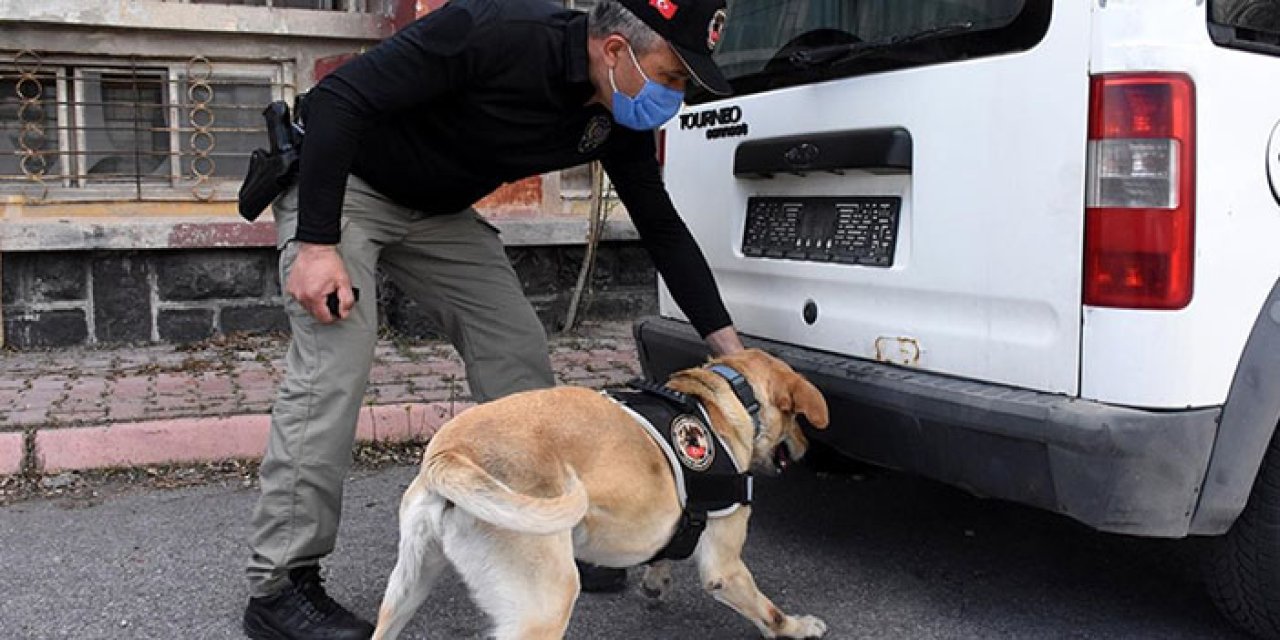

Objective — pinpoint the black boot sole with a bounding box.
[243,610,292,640]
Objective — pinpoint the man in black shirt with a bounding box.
[243,0,743,637]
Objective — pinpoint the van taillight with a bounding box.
[1084,73,1195,309]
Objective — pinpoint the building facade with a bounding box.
[0,0,650,348]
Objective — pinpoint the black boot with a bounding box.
[576,560,628,593]
[243,566,375,640]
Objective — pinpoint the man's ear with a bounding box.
[602,34,628,67]
[773,373,829,429]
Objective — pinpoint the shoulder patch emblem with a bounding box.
[707,9,727,52]
[650,0,678,20]
[671,414,715,471]
[578,115,612,154]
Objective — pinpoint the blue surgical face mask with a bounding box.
[609,43,684,131]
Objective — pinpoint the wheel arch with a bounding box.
[1190,276,1280,535]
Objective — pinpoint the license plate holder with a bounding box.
[742,196,901,267]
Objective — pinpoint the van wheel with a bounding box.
[1205,428,1280,639]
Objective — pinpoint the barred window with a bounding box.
[80,70,172,185]
[0,71,61,188]
[1,52,291,203]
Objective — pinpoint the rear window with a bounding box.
[693,0,1051,104]
[1209,0,1280,56]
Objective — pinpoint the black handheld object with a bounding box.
[237,101,303,222]
[265,101,297,156]
[325,287,361,319]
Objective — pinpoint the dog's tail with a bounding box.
[422,451,589,535]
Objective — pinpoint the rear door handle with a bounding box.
[734,128,913,178]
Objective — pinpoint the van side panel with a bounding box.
[1080,1,1280,407]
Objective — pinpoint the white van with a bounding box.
[632,0,1280,636]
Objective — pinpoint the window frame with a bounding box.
[686,0,1053,105]
[1,53,294,203]
[1207,0,1280,57]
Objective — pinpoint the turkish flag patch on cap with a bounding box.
[649,0,678,20]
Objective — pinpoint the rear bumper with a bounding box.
[635,316,1222,537]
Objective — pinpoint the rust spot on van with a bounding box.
[874,336,921,366]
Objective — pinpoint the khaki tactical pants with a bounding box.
[246,176,555,596]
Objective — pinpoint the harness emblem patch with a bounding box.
[578,115,612,154]
[671,414,715,471]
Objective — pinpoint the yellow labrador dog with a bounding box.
[372,349,830,639]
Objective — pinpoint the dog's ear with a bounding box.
[772,372,829,429]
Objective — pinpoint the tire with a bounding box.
[1205,427,1280,640]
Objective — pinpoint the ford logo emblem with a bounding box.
[784,143,820,168]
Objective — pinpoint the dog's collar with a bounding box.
[705,363,763,437]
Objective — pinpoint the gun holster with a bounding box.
[237,98,305,222]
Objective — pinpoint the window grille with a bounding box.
[1,50,293,203]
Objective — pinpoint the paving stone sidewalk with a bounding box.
[0,321,643,475]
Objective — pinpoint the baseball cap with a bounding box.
[615,0,732,96]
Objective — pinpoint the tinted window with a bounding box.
[694,0,1051,104]
[1209,0,1280,55]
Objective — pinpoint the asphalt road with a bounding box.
[0,461,1250,639]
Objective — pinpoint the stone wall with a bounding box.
[1,244,657,349]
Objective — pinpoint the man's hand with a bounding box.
[705,326,746,356]
[285,242,355,323]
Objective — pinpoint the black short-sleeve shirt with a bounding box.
[297,0,731,337]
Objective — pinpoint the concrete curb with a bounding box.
[28,401,474,474]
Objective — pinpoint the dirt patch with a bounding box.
[0,439,428,508]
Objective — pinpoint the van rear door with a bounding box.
[660,0,1086,394]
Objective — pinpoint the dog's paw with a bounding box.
[640,563,674,602]
[790,614,828,639]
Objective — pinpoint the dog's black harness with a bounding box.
[605,365,761,562]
